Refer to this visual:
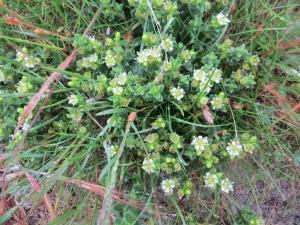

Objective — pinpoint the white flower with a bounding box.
[105,145,117,158]
[161,60,172,72]
[136,47,161,64]
[112,86,123,95]
[221,177,234,193]
[210,69,223,83]
[192,135,209,154]
[211,96,224,110]
[15,50,26,62]
[88,36,101,49]
[161,179,176,195]
[204,172,219,189]
[193,69,207,82]
[149,47,162,59]
[16,79,32,93]
[117,72,127,86]
[136,50,148,64]
[162,38,174,52]
[226,140,243,158]
[216,13,230,26]
[142,158,155,174]
[68,94,79,105]
[105,52,116,67]
[15,49,40,68]
[73,113,82,123]
[88,53,98,62]
[170,87,185,101]
[81,53,98,68]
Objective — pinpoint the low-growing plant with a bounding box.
[2,0,298,224]
[1,0,260,198]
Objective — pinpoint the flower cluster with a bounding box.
[204,172,234,193]
[15,47,40,69]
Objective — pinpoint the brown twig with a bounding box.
[278,39,300,50]
[26,174,57,221]
[66,179,146,211]
[153,190,162,225]
[262,83,296,107]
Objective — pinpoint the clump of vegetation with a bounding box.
[0,0,299,224]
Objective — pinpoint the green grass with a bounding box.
[0,0,299,225]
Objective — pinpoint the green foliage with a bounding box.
[0,0,299,224]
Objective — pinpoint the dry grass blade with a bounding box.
[14,8,101,135]
[66,179,145,210]
[279,39,300,50]
[97,113,137,225]
[3,13,68,39]
[263,83,296,107]
[26,174,57,222]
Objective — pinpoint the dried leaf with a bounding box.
[123,32,134,42]
[203,105,214,124]
[5,17,24,26]
[128,112,137,123]
[34,28,51,35]
[0,0,5,8]
[232,102,243,110]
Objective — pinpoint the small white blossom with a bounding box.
[88,36,101,49]
[105,145,117,158]
[192,135,209,153]
[170,87,185,101]
[112,86,123,95]
[204,172,219,189]
[161,179,176,195]
[226,140,243,158]
[216,13,230,26]
[105,52,116,67]
[161,60,172,72]
[210,69,223,83]
[117,72,127,86]
[221,177,234,193]
[211,96,224,110]
[15,49,40,68]
[193,69,207,82]
[16,79,32,93]
[16,50,26,62]
[136,50,148,64]
[162,38,174,52]
[142,158,155,174]
[81,53,98,68]
[68,110,82,123]
[87,53,98,62]
[68,94,79,106]
[136,47,161,64]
